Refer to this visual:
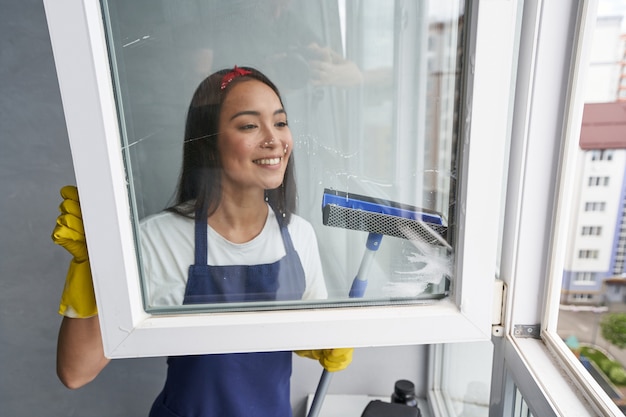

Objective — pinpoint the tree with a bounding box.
[600,313,626,350]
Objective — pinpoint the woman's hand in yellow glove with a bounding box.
[52,185,97,318]
[53,185,87,261]
[295,348,354,372]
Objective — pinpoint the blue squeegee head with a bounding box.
[321,189,448,248]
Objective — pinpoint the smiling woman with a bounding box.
[132,67,327,307]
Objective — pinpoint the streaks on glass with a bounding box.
[122,35,151,48]
[121,130,160,150]
[384,239,453,298]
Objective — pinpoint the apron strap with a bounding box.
[194,211,208,266]
[279,219,297,256]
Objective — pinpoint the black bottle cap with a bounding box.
[394,379,415,397]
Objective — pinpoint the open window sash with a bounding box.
[43,0,518,358]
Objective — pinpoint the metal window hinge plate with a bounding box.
[513,324,541,339]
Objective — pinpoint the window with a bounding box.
[588,175,610,186]
[574,271,596,284]
[581,226,603,235]
[488,0,625,415]
[578,249,600,259]
[590,150,614,161]
[43,0,514,357]
[591,150,601,160]
[428,342,493,416]
[98,0,470,313]
[584,201,607,211]
[572,293,594,301]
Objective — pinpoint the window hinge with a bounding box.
[492,279,506,337]
[513,324,541,339]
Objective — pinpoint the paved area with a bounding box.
[557,304,626,409]
[557,305,626,365]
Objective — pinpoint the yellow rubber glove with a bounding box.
[295,348,354,372]
[51,185,97,318]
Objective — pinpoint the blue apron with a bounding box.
[149,212,306,417]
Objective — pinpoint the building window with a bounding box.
[581,226,602,236]
[587,176,609,186]
[590,150,614,161]
[578,250,599,259]
[572,293,593,302]
[584,201,606,212]
[573,272,595,284]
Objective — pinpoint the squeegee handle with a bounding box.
[306,369,333,417]
[349,278,368,298]
[308,233,383,416]
[349,233,382,298]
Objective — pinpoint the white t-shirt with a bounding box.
[139,206,327,306]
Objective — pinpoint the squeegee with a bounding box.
[306,189,449,417]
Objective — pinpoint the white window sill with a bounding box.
[508,334,622,416]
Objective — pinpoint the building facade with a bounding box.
[561,15,626,305]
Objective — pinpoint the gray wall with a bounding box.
[0,1,427,416]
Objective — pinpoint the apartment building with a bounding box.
[562,102,626,304]
[560,12,626,306]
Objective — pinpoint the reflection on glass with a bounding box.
[100,0,465,312]
[556,0,626,411]
[438,342,492,417]
[512,388,534,417]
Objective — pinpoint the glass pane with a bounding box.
[437,342,493,417]
[556,0,626,412]
[99,0,465,312]
[513,388,534,417]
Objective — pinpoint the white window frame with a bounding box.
[43,0,517,359]
[486,0,624,415]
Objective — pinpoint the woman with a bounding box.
[53,66,352,417]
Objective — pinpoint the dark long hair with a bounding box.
[169,67,297,225]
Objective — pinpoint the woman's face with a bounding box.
[217,80,293,196]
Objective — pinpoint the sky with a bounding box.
[598,0,626,17]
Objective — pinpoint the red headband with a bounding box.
[220,66,253,90]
